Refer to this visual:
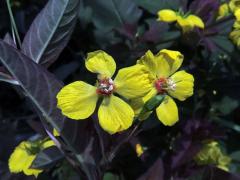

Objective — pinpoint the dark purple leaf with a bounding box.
[0,40,100,178]
[203,166,240,180]
[21,0,80,67]
[3,33,16,48]
[0,40,66,130]
[85,0,142,30]
[137,158,164,180]
[31,146,64,169]
[189,0,220,25]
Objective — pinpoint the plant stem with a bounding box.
[108,122,142,162]
[6,0,21,48]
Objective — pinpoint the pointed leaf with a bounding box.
[3,33,16,48]
[86,0,142,30]
[21,0,80,66]
[0,40,66,130]
[31,146,64,169]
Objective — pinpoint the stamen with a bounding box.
[155,77,176,94]
[97,78,115,96]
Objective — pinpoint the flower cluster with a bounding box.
[195,141,231,171]
[8,139,55,177]
[57,50,194,134]
[157,9,204,32]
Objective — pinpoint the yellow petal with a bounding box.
[177,16,193,32]
[156,96,178,126]
[53,128,60,137]
[114,65,152,99]
[157,9,177,22]
[8,141,42,176]
[98,95,134,134]
[168,70,194,101]
[42,140,55,148]
[234,9,240,21]
[142,88,158,103]
[157,49,184,76]
[85,50,116,78]
[137,50,159,78]
[218,3,230,19]
[57,81,98,120]
[229,0,240,12]
[187,15,205,29]
[23,155,42,177]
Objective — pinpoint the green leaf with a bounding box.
[103,173,121,180]
[230,151,240,162]
[134,0,184,14]
[31,146,64,169]
[139,95,165,119]
[210,35,234,54]
[213,96,239,115]
[85,0,142,31]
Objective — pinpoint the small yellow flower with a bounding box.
[218,3,230,19]
[57,50,152,134]
[157,9,204,32]
[8,139,55,177]
[135,143,144,157]
[195,141,231,171]
[229,0,240,12]
[134,49,194,126]
[53,128,60,136]
[230,9,240,46]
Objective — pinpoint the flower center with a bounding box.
[155,78,176,94]
[96,78,115,96]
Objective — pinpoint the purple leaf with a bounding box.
[137,158,164,180]
[0,40,66,130]
[3,33,17,48]
[21,0,80,67]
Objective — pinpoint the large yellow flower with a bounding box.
[8,139,55,177]
[157,9,204,32]
[135,49,194,126]
[57,50,151,134]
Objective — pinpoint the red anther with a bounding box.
[155,78,167,94]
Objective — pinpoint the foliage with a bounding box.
[0,0,240,180]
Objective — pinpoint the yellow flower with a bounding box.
[230,11,240,47]
[8,139,55,177]
[135,49,194,126]
[53,128,60,136]
[218,3,230,19]
[135,143,144,157]
[57,50,152,134]
[229,0,240,12]
[157,9,204,32]
[195,141,231,171]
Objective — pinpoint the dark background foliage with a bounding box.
[0,0,240,179]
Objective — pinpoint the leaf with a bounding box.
[85,0,142,31]
[3,33,16,48]
[31,146,64,169]
[230,151,240,162]
[134,0,186,14]
[0,40,66,130]
[210,35,234,54]
[21,0,80,67]
[213,96,239,115]
[137,158,164,180]
[0,40,97,177]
